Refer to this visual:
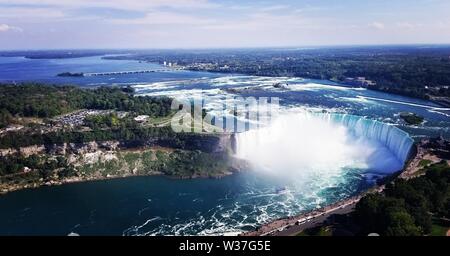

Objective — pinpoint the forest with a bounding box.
[354,161,450,236]
[0,84,172,128]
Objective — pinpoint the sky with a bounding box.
[0,0,450,49]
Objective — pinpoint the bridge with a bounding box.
[84,68,185,76]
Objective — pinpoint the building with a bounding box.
[344,77,376,87]
[134,115,149,123]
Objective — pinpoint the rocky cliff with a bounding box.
[0,133,239,194]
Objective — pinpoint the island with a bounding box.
[57,72,85,77]
[0,84,243,194]
[400,112,425,125]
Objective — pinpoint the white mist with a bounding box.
[235,112,411,177]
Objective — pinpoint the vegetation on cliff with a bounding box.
[0,147,235,193]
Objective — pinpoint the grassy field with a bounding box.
[296,226,333,236]
[418,159,433,168]
[430,217,449,236]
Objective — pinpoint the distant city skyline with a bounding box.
[1,0,450,49]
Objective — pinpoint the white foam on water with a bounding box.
[427,109,450,118]
[286,83,367,92]
[357,96,450,111]
[338,96,379,104]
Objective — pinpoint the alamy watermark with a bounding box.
[170,96,280,133]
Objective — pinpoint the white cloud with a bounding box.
[110,11,216,25]
[396,22,416,30]
[201,12,326,32]
[0,0,221,23]
[0,7,65,19]
[369,22,385,30]
[0,23,22,32]
[435,21,450,29]
[260,5,290,12]
[1,0,449,48]
[0,0,219,11]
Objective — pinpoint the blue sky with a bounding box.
[0,0,449,49]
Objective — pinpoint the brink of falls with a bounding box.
[234,112,414,176]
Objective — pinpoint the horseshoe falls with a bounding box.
[235,112,414,177]
[327,113,414,165]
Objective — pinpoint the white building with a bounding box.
[134,115,149,123]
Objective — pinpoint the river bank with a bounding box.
[0,155,248,195]
[0,163,245,196]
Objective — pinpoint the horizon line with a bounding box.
[2,43,450,52]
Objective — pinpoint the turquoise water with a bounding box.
[0,172,370,236]
[0,55,448,235]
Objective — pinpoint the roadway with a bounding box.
[84,68,184,76]
[272,202,357,236]
[240,195,362,236]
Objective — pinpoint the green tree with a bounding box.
[384,210,421,236]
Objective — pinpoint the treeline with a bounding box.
[354,161,450,236]
[0,50,117,59]
[84,113,134,130]
[208,55,450,99]
[0,109,13,129]
[0,122,225,153]
[0,83,172,127]
[0,126,183,149]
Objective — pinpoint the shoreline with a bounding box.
[0,166,242,196]
[0,148,248,195]
[239,177,388,236]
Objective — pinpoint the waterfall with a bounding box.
[234,112,414,175]
[320,113,414,164]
